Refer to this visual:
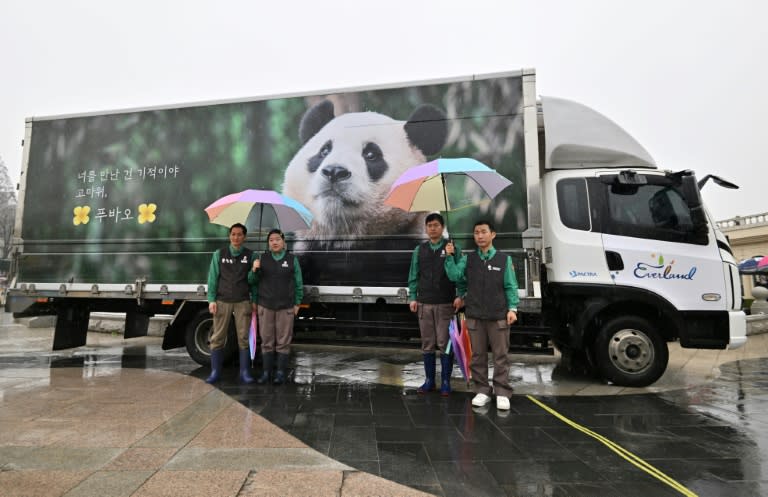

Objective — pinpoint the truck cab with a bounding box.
[533,96,747,386]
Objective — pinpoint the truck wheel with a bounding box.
[184,311,237,366]
[593,316,668,387]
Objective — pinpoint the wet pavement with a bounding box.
[2,312,768,496]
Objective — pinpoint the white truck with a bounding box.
[529,91,746,385]
[6,68,746,386]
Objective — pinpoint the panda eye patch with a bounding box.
[362,142,387,182]
[320,141,333,158]
[307,140,332,173]
[362,143,382,162]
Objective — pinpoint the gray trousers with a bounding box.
[466,317,512,397]
[210,300,251,350]
[258,306,294,354]
[417,303,454,353]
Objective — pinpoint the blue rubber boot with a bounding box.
[238,348,255,384]
[417,353,436,393]
[273,353,290,385]
[440,353,453,396]
[205,349,223,384]
[257,352,274,384]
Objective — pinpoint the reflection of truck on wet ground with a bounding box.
[6,69,746,386]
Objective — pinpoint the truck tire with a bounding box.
[593,316,668,387]
[185,310,237,366]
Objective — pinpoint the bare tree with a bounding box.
[0,156,17,260]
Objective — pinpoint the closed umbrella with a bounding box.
[248,313,258,361]
[447,314,472,384]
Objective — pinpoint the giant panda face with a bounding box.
[283,112,427,224]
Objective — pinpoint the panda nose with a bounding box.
[321,165,351,183]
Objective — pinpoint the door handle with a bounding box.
[605,251,624,271]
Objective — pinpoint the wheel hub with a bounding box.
[195,319,214,356]
[608,329,654,374]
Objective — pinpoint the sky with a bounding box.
[0,0,765,221]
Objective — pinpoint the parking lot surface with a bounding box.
[1,313,768,496]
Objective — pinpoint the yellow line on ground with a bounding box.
[526,395,698,497]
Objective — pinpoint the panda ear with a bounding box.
[299,100,335,144]
[404,104,448,156]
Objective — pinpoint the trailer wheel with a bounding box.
[184,310,237,366]
[593,316,668,387]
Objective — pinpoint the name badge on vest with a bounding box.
[222,257,233,264]
[488,264,501,271]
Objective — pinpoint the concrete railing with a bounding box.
[718,212,768,230]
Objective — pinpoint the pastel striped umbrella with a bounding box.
[204,189,313,235]
[383,158,512,229]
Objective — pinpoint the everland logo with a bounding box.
[633,253,697,281]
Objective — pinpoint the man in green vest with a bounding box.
[408,213,462,395]
[206,223,258,384]
[445,220,518,411]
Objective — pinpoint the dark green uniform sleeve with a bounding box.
[504,255,520,310]
[444,250,467,297]
[294,256,304,305]
[248,254,260,304]
[407,246,420,302]
[206,249,220,303]
[248,251,258,303]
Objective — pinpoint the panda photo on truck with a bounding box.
[282,100,448,250]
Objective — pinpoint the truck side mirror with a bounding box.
[698,174,739,190]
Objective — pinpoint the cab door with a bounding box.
[591,172,725,312]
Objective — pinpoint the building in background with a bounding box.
[718,212,768,299]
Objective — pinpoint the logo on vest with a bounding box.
[487,264,501,271]
[240,256,248,263]
[281,260,289,268]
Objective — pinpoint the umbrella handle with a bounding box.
[445,238,457,258]
[440,173,450,230]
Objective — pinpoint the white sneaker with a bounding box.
[471,393,491,407]
[496,396,510,410]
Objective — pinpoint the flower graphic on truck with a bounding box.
[73,206,90,225]
[138,203,157,224]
